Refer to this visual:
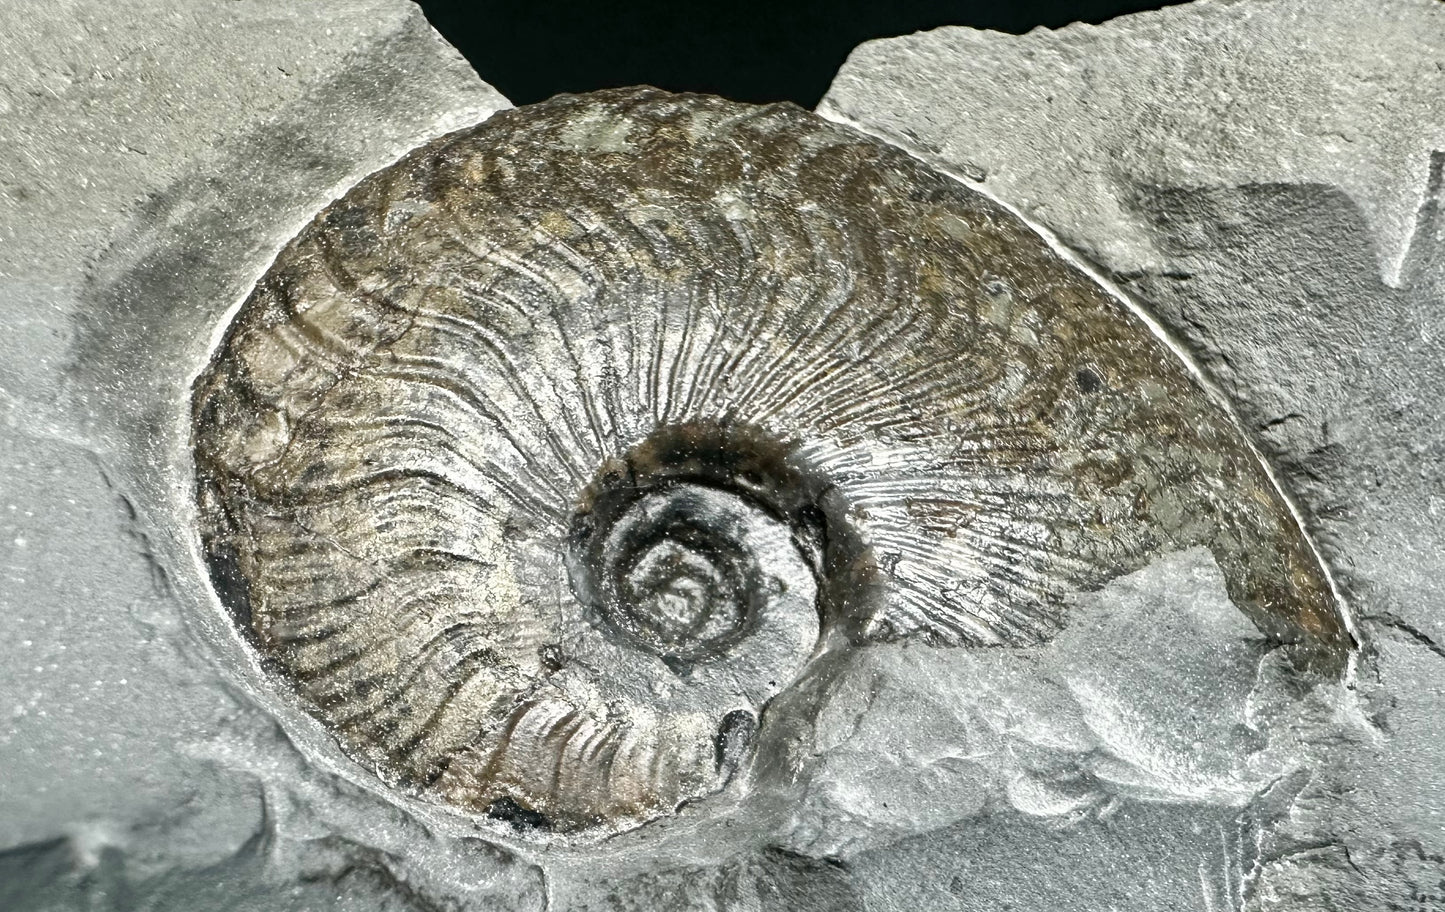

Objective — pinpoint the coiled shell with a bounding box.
[192,88,1349,836]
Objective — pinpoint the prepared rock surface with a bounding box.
[3,0,1439,908]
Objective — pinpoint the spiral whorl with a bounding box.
[192,89,1348,836]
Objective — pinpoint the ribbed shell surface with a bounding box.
[192,89,1348,836]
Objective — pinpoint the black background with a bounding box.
[414,1,1184,108]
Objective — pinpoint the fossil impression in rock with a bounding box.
[192,88,1350,836]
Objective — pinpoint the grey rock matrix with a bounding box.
[1,0,1440,909]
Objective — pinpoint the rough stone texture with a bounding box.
[0,1,526,909]
[822,0,1445,290]
[3,0,1440,909]
[822,0,1445,908]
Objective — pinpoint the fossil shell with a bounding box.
[192,88,1349,836]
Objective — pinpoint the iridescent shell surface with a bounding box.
[192,88,1348,836]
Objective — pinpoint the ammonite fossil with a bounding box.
[192,88,1349,836]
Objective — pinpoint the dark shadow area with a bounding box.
[414,0,1188,107]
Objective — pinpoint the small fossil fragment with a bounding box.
[192,88,1349,836]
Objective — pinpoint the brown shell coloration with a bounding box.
[192,88,1350,836]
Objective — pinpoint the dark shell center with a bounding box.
[566,422,832,664]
